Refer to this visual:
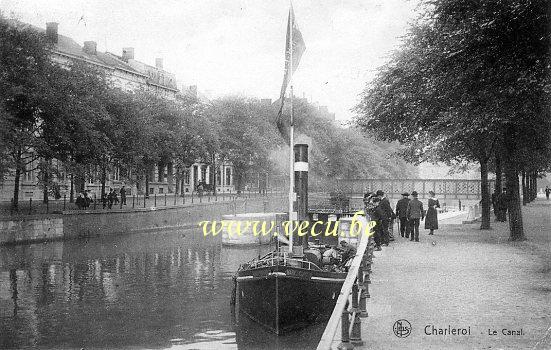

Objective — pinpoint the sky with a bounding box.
[0,0,420,122]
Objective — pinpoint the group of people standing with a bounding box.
[74,186,127,210]
[102,186,127,209]
[364,190,440,250]
[75,191,93,209]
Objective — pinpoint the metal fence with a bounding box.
[0,189,281,217]
[317,217,374,349]
[336,178,494,200]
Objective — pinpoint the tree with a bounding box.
[355,0,550,239]
[209,97,280,192]
[0,17,53,209]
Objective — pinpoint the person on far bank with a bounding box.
[101,191,108,209]
[496,188,508,222]
[425,190,440,235]
[546,186,551,200]
[396,192,411,238]
[75,193,85,209]
[370,197,387,249]
[107,189,114,209]
[407,191,424,242]
[120,186,127,206]
[376,190,395,242]
[83,191,92,209]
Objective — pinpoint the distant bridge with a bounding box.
[335,178,494,200]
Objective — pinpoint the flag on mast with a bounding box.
[276,5,306,141]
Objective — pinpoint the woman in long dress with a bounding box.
[425,190,440,235]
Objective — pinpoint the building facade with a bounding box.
[0,21,234,202]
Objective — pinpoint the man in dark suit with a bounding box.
[406,191,424,242]
[376,190,395,244]
[369,197,385,251]
[395,192,411,238]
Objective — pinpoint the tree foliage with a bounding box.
[355,0,550,239]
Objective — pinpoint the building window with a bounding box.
[216,167,222,186]
[201,166,207,184]
[159,187,164,194]
[184,170,190,185]
[149,187,155,194]
[225,167,231,187]
[23,159,34,182]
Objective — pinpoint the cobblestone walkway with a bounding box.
[357,198,551,349]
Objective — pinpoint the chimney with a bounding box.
[122,47,134,62]
[46,22,58,43]
[83,41,97,55]
[155,58,163,69]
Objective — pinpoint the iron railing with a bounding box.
[317,215,374,349]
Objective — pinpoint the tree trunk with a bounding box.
[70,173,74,203]
[521,171,527,205]
[12,148,22,210]
[211,154,216,196]
[494,154,502,193]
[480,159,491,230]
[43,168,48,204]
[101,165,107,198]
[532,173,537,201]
[167,162,173,193]
[145,171,150,198]
[175,167,181,195]
[505,160,525,241]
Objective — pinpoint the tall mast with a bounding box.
[288,5,295,254]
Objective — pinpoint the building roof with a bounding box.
[9,19,176,85]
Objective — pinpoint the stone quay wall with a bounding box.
[0,195,287,245]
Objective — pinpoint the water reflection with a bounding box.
[0,230,323,349]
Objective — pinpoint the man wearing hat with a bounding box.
[376,190,395,244]
[369,197,384,251]
[406,191,424,242]
[395,192,411,238]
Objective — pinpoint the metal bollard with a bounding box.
[364,272,371,299]
[359,288,368,317]
[29,198,32,215]
[358,267,368,317]
[154,193,157,207]
[350,312,364,345]
[338,301,354,350]
[191,191,194,203]
[351,284,359,312]
[132,195,135,208]
[164,193,167,206]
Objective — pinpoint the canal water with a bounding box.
[0,229,325,349]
